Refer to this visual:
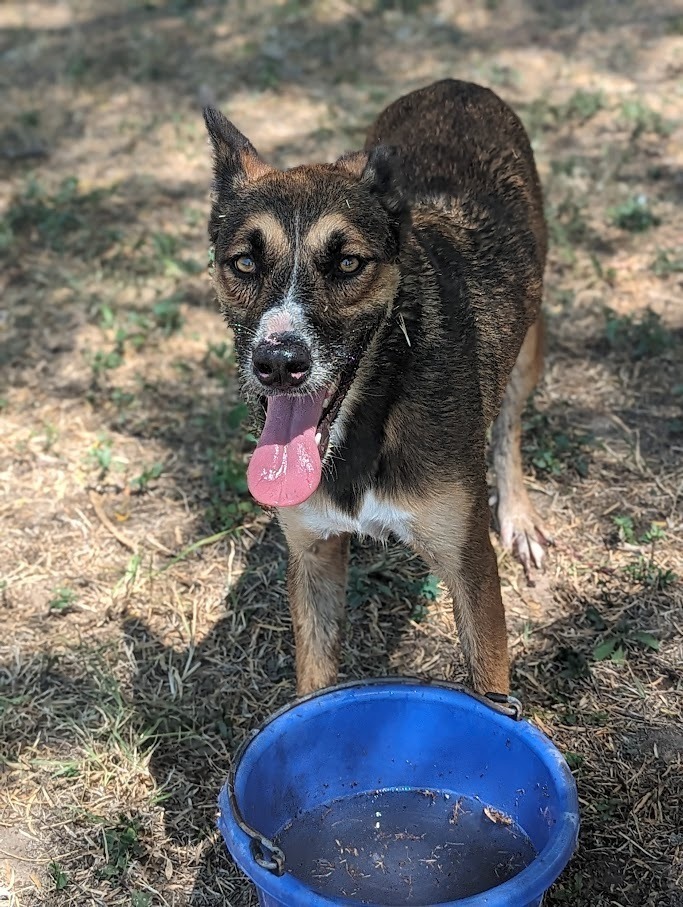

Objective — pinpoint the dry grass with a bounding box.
[1,1,682,905]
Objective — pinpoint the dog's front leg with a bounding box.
[278,511,350,696]
[412,486,510,696]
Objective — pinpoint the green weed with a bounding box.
[560,89,604,121]
[610,519,678,589]
[565,752,584,771]
[49,861,69,891]
[131,893,152,907]
[651,248,683,277]
[347,562,439,618]
[147,232,202,277]
[604,307,674,358]
[98,816,144,880]
[522,407,593,478]
[609,195,660,232]
[486,63,519,88]
[619,99,674,138]
[152,296,184,335]
[130,463,164,492]
[255,58,281,91]
[410,574,441,622]
[593,629,660,663]
[205,448,257,531]
[611,514,635,544]
[2,176,118,254]
[624,559,677,590]
[203,341,234,379]
[87,437,113,476]
[546,194,596,261]
[111,388,137,411]
[48,587,78,614]
[550,156,584,177]
[92,349,124,374]
[590,253,617,285]
[519,98,556,139]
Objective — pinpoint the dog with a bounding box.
[203,79,549,699]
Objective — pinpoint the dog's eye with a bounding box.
[337,255,362,275]
[232,254,257,275]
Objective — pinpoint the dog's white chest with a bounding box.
[296,491,414,544]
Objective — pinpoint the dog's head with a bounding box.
[203,107,407,509]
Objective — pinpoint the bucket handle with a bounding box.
[227,678,522,877]
[227,732,286,876]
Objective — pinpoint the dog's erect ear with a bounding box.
[336,146,405,217]
[203,106,272,189]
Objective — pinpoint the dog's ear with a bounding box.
[337,146,405,217]
[203,106,272,190]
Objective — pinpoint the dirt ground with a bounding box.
[1,1,682,905]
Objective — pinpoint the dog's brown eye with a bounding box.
[338,255,361,275]
[233,255,257,274]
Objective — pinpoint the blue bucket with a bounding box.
[218,679,579,906]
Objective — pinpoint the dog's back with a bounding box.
[363,79,547,427]
[366,79,546,266]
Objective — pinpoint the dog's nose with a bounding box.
[252,335,312,389]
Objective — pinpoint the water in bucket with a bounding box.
[274,788,536,904]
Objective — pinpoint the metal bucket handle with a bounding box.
[226,677,523,877]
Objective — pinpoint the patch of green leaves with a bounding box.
[604,306,674,359]
[48,587,78,614]
[92,349,124,374]
[130,462,164,492]
[651,248,683,277]
[611,514,635,544]
[205,448,257,531]
[560,89,604,121]
[522,407,593,478]
[609,195,660,232]
[546,195,592,255]
[593,628,660,664]
[347,564,440,620]
[624,559,677,590]
[152,296,184,335]
[131,893,152,907]
[610,519,676,590]
[619,99,674,138]
[98,817,144,880]
[49,861,69,891]
[150,231,203,277]
[410,574,441,622]
[87,436,113,476]
[1,176,117,255]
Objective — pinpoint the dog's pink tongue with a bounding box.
[247,391,326,508]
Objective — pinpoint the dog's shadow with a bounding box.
[124,520,436,904]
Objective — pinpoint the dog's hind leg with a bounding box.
[491,316,551,579]
[278,512,350,696]
[411,487,510,696]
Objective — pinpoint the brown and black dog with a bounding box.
[203,79,549,699]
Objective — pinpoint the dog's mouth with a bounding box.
[246,369,355,509]
[314,368,355,459]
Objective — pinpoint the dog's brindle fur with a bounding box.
[204,79,550,697]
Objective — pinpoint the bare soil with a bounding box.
[1,1,681,905]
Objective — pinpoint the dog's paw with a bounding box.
[497,497,552,584]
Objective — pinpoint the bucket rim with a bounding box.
[219,676,580,907]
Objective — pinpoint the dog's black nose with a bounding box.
[252,335,312,389]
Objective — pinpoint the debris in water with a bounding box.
[483,806,513,826]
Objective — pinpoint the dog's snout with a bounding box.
[252,334,312,390]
